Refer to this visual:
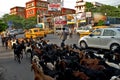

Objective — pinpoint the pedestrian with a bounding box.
[69,28,73,38]
[1,31,7,47]
[60,28,69,47]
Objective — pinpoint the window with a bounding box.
[103,30,116,36]
[92,29,101,36]
[29,30,32,33]
[34,30,39,32]
[28,10,34,15]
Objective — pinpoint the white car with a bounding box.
[78,28,120,51]
[8,29,18,36]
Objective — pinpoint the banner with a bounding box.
[47,0,63,11]
[54,16,67,25]
[48,3,61,11]
[86,12,92,18]
[76,12,86,20]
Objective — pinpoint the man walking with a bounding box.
[60,28,69,47]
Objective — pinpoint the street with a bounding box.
[0,33,80,80]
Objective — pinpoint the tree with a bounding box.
[93,5,120,17]
[118,5,120,8]
[22,16,37,29]
[2,14,24,29]
[85,3,120,17]
[2,14,37,29]
[0,19,7,32]
[85,2,94,12]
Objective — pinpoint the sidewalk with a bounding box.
[0,39,8,80]
[0,38,13,59]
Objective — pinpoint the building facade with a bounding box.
[25,0,48,18]
[10,6,25,18]
[75,0,103,14]
[10,0,75,29]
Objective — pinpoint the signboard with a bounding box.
[54,16,67,25]
[7,21,13,27]
[55,20,67,25]
[93,13,107,22]
[7,21,13,30]
[76,12,86,20]
[47,0,63,11]
[86,12,92,18]
[48,3,61,11]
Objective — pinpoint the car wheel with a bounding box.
[80,41,88,49]
[110,44,119,51]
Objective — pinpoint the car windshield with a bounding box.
[34,30,39,32]
[10,30,14,33]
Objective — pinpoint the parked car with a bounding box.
[17,29,25,34]
[24,28,46,39]
[78,28,120,51]
[8,29,18,36]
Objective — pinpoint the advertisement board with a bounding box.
[93,13,107,22]
[76,12,86,20]
[86,12,92,18]
[47,0,63,11]
[54,16,67,25]
[48,3,61,11]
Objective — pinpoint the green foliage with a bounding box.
[85,2,94,12]
[97,20,105,26]
[85,3,120,17]
[2,14,24,28]
[92,5,120,17]
[2,14,37,29]
[22,16,37,29]
[118,5,120,8]
[0,20,7,32]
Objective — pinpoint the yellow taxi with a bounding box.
[80,26,109,38]
[92,26,109,30]
[24,28,47,39]
[37,29,54,35]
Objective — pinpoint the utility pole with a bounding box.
[37,10,40,24]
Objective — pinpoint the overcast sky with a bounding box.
[0,0,120,17]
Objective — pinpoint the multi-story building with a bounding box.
[75,0,103,26]
[10,0,76,29]
[25,0,48,18]
[75,0,103,13]
[10,6,25,18]
[26,0,75,28]
[75,0,86,13]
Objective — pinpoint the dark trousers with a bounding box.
[1,38,5,47]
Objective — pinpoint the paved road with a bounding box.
[44,33,80,46]
[0,34,80,80]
